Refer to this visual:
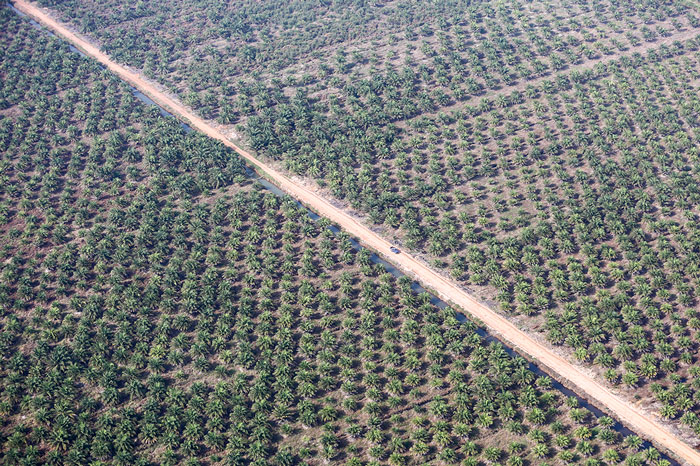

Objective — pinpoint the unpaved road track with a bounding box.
[12,1,700,463]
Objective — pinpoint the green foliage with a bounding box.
[1,0,698,463]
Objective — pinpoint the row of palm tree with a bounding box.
[39,0,693,127]
[0,7,675,465]
[10,0,700,440]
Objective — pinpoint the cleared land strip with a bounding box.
[410,24,700,121]
[12,1,700,463]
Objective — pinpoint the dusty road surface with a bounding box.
[12,0,700,463]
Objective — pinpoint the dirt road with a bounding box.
[12,1,700,463]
